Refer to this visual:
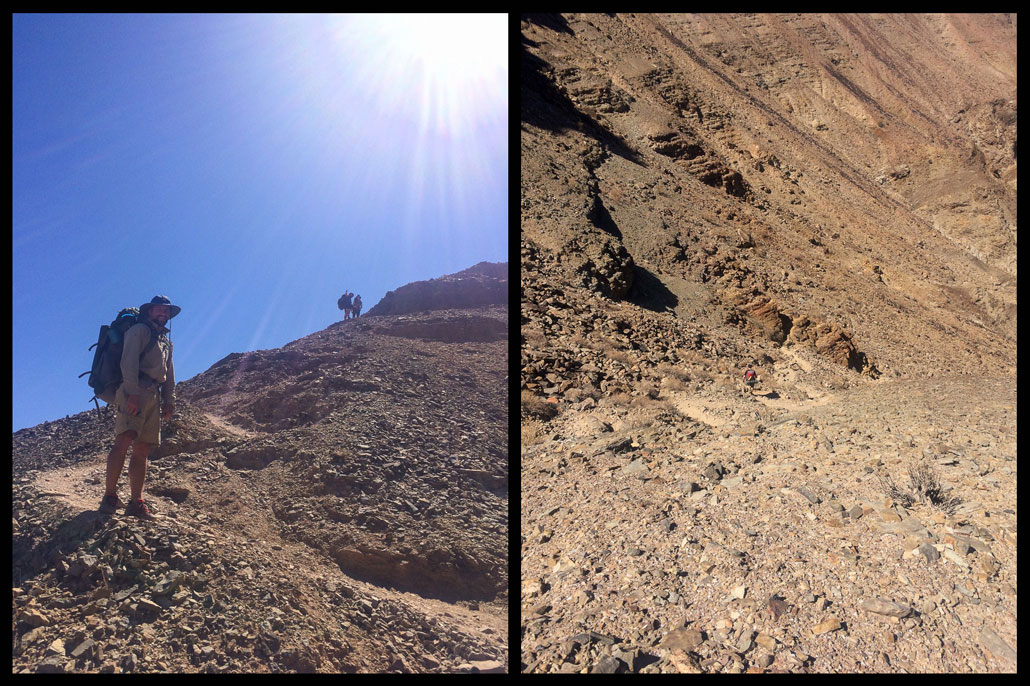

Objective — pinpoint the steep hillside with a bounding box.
[521,13,1016,674]
[13,267,508,674]
[522,13,1015,379]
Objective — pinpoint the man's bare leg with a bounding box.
[128,440,153,502]
[105,430,137,497]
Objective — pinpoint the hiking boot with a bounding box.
[125,498,157,520]
[98,494,125,514]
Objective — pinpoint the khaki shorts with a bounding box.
[113,385,162,445]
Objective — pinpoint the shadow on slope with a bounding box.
[12,508,108,587]
[627,265,679,314]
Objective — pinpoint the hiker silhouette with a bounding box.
[338,291,354,319]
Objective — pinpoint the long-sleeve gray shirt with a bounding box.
[120,320,175,406]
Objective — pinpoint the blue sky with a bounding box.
[12,13,509,432]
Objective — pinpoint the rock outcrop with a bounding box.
[364,262,507,317]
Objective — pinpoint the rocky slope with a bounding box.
[13,266,508,674]
[521,13,1016,674]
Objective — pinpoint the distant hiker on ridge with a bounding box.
[338,291,354,320]
[98,295,179,520]
[351,294,362,318]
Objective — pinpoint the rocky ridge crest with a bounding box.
[365,261,508,318]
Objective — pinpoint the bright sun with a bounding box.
[327,13,507,136]
[384,13,506,83]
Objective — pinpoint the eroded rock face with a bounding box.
[522,12,1015,381]
[332,543,503,601]
[740,295,792,344]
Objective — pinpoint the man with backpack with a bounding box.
[98,295,180,520]
[338,291,353,320]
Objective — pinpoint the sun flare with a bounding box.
[383,13,506,83]
[328,13,507,136]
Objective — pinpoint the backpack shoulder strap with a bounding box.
[140,325,158,358]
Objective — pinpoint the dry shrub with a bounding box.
[661,376,691,393]
[909,461,963,514]
[521,390,558,420]
[657,362,690,382]
[607,349,635,366]
[876,472,915,508]
[607,392,633,408]
[692,367,715,382]
[877,460,962,515]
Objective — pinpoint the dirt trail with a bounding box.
[668,383,837,429]
[751,389,836,412]
[29,408,253,514]
[203,412,258,440]
[31,457,108,514]
[669,397,734,427]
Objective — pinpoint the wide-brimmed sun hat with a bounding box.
[140,295,181,319]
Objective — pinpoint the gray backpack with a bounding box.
[80,308,156,413]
